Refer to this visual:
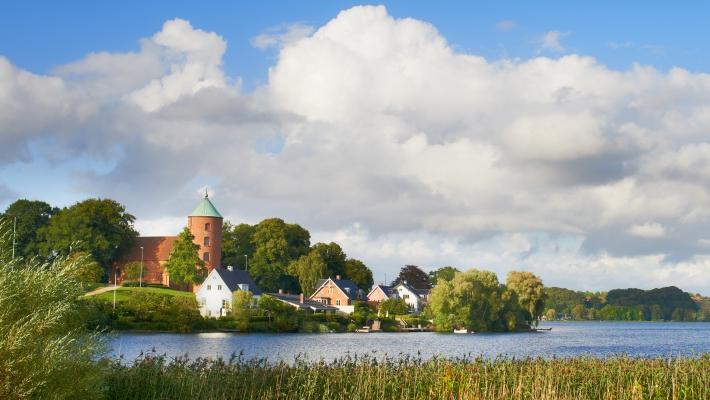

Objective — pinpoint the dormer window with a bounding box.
[204,236,210,246]
[205,223,211,231]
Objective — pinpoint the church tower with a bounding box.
[188,193,223,272]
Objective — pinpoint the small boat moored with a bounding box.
[453,328,473,334]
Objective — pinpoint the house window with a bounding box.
[321,298,327,304]
[222,299,230,308]
[238,284,249,291]
[207,285,211,290]
[217,285,222,291]
[199,297,206,306]
[204,236,210,246]
[203,252,210,261]
[205,223,211,231]
[328,286,333,294]
[336,299,341,306]
[403,294,409,299]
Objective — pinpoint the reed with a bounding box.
[105,353,709,400]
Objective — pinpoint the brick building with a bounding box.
[111,194,224,286]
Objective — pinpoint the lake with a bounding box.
[109,321,710,363]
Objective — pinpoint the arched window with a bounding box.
[204,236,210,246]
[205,223,211,231]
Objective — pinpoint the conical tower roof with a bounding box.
[190,193,223,218]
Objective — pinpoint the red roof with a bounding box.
[118,236,178,262]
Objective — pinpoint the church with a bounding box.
[111,194,224,287]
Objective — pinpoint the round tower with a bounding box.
[188,193,223,272]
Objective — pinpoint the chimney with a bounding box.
[336,275,341,280]
[278,289,283,294]
[227,265,233,271]
[299,293,304,304]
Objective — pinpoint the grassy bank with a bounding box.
[104,354,709,400]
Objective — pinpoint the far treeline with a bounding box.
[544,286,708,322]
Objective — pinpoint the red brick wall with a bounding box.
[188,215,222,271]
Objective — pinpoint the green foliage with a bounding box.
[165,228,206,286]
[104,354,710,400]
[392,265,431,290]
[123,261,143,282]
[378,298,410,315]
[344,258,373,291]
[0,221,105,399]
[67,251,104,287]
[427,268,514,332]
[38,198,137,276]
[221,222,255,269]
[428,266,460,285]
[506,271,546,325]
[545,308,557,321]
[231,290,253,331]
[250,218,310,292]
[256,295,299,332]
[310,242,347,278]
[1,199,58,260]
[289,251,327,296]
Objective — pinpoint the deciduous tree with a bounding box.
[428,266,460,286]
[506,271,546,325]
[344,258,373,291]
[288,251,327,296]
[165,228,206,286]
[311,242,347,278]
[392,265,431,290]
[1,199,58,260]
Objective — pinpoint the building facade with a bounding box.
[309,276,365,314]
[196,266,261,317]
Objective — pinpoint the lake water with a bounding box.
[109,321,710,363]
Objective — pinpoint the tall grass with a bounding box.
[0,220,106,399]
[105,353,709,400]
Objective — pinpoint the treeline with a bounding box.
[544,286,707,322]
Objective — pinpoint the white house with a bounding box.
[195,266,261,317]
[392,282,429,313]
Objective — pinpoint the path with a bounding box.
[83,285,118,297]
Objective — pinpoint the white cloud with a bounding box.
[252,23,315,50]
[4,5,710,293]
[537,30,569,53]
[627,222,667,238]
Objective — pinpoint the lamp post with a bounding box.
[113,270,117,311]
[244,254,248,271]
[139,246,144,288]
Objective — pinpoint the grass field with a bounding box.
[94,286,194,302]
[104,354,709,400]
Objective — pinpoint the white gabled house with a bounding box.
[366,281,430,314]
[195,266,261,317]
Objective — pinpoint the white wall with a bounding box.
[394,285,422,313]
[196,272,233,318]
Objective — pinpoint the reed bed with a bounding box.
[105,353,709,400]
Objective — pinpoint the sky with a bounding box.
[2,1,710,293]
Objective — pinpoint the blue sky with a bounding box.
[3,2,710,292]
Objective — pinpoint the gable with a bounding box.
[197,269,229,296]
[311,279,348,300]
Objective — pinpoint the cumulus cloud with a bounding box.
[3,5,710,292]
[251,23,315,50]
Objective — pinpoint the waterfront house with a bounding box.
[196,266,261,317]
[367,282,429,313]
[309,275,365,313]
[270,291,339,313]
[367,284,395,303]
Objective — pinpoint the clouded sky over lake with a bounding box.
[3,1,710,293]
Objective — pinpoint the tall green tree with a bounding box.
[311,242,347,278]
[221,222,255,269]
[165,228,206,286]
[231,290,253,331]
[38,198,137,275]
[392,265,431,290]
[429,266,460,285]
[2,199,58,260]
[250,218,310,292]
[344,258,373,291]
[506,271,547,325]
[288,251,327,296]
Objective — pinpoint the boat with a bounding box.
[453,328,472,334]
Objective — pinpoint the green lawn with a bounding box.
[94,286,194,302]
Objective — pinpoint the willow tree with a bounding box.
[506,271,546,326]
[288,251,327,296]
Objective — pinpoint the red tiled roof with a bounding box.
[118,236,178,262]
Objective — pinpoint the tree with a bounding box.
[344,258,373,291]
[250,218,310,292]
[288,251,327,296]
[392,265,431,290]
[231,290,253,331]
[545,308,557,321]
[506,271,546,325]
[66,252,103,288]
[571,304,586,320]
[0,221,104,398]
[1,199,58,260]
[38,198,137,276]
[429,266,460,286]
[311,242,347,278]
[221,222,255,269]
[426,268,508,332]
[165,228,206,286]
[123,261,143,282]
[378,298,410,315]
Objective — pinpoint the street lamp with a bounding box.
[113,270,118,311]
[139,246,144,288]
[244,254,248,271]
